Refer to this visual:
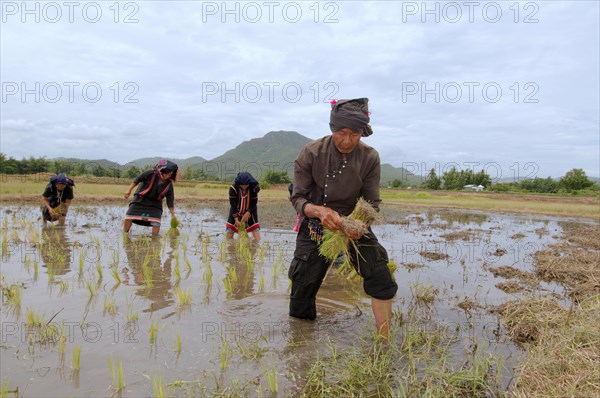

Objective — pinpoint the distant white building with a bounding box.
[463,184,485,191]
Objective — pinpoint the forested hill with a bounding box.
[1,130,421,186]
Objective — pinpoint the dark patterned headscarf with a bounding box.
[329,98,373,137]
[154,159,179,182]
[50,173,74,186]
[234,172,260,193]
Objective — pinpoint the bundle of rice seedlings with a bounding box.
[318,199,376,279]
[167,217,180,236]
[52,204,67,217]
[319,199,398,281]
[237,222,249,239]
[350,198,381,225]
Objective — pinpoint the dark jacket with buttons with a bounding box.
[291,135,381,218]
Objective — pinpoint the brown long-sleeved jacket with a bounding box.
[291,135,381,218]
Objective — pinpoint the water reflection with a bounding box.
[223,238,258,299]
[437,211,489,226]
[40,227,72,276]
[123,235,175,314]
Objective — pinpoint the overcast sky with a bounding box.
[1,0,598,179]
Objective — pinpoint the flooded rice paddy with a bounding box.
[0,202,581,396]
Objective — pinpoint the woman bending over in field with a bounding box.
[42,173,75,226]
[225,172,261,240]
[123,160,178,237]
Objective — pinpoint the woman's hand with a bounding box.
[344,229,363,240]
[318,207,342,232]
[241,211,250,223]
[124,183,136,199]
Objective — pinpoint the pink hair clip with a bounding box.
[330,99,337,105]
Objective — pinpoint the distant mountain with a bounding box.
[123,156,207,169]
[52,157,121,170]
[50,131,420,186]
[381,163,423,187]
[205,130,312,177]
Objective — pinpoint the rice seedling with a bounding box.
[46,265,56,284]
[142,256,154,288]
[110,267,121,285]
[258,243,266,264]
[166,216,180,236]
[174,287,192,307]
[243,247,254,269]
[85,280,97,298]
[183,255,192,272]
[125,296,138,323]
[223,277,233,295]
[272,268,278,289]
[173,261,181,281]
[261,361,278,393]
[95,263,103,280]
[204,260,213,285]
[25,307,44,328]
[23,255,31,272]
[10,229,20,243]
[78,253,84,278]
[201,241,210,264]
[149,320,158,344]
[235,335,267,360]
[226,266,238,284]
[32,260,38,282]
[181,234,188,251]
[160,236,168,256]
[71,345,81,370]
[174,330,182,353]
[219,338,231,371]
[57,279,69,296]
[153,374,165,398]
[28,225,40,244]
[112,248,119,265]
[0,234,7,258]
[107,355,126,391]
[258,272,265,293]
[103,295,118,316]
[219,241,227,263]
[58,338,68,362]
[3,282,22,308]
[1,377,18,397]
[107,355,115,384]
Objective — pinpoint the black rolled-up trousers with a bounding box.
[288,218,398,320]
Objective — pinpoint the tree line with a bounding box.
[390,166,597,193]
[0,153,292,185]
[2,153,594,192]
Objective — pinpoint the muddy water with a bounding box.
[0,204,572,396]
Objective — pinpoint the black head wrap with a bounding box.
[50,173,74,186]
[234,172,260,193]
[329,98,373,137]
[154,159,179,182]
